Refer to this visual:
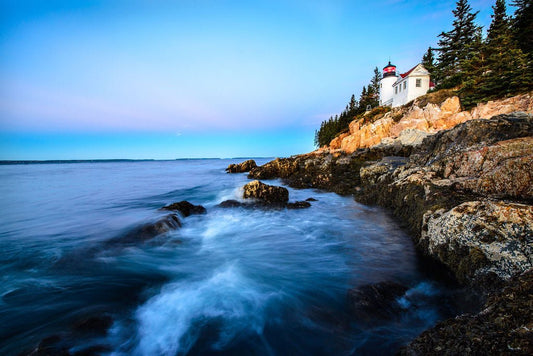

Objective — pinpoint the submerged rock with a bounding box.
[242,180,289,204]
[217,199,245,208]
[161,200,207,217]
[225,159,257,173]
[107,214,181,246]
[347,281,408,323]
[286,201,312,209]
[72,315,113,334]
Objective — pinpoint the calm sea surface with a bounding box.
[0,160,461,355]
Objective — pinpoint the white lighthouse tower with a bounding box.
[379,61,397,107]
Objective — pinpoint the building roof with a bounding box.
[383,61,396,69]
[399,64,418,78]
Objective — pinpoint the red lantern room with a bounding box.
[383,61,397,78]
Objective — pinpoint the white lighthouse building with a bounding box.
[379,62,433,108]
[379,62,398,107]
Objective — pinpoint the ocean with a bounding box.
[0,159,462,355]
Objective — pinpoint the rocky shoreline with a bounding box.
[233,111,533,354]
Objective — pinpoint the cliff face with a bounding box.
[247,109,533,353]
[327,91,533,153]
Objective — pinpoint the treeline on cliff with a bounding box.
[314,68,381,147]
[314,0,533,148]
[425,0,533,107]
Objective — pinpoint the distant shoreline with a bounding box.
[0,157,274,165]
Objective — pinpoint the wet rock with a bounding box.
[27,335,111,356]
[306,197,318,201]
[161,200,207,217]
[225,159,257,173]
[72,315,113,334]
[108,214,181,245]
[347,281,408,323]
[28,335,70,356]
[286,201,311,209]
[71,345,112,356]
[217,200,245,208]
[399,270,533,355]
[242,180,289,205]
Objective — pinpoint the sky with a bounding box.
[0,0,500,160]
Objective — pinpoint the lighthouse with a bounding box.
[379,61,397,106]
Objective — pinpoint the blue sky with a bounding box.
[1,0,498,159]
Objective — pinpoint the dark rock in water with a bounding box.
[29,335,70,356]
[306,197,318,202]
[27,334,111,356]
[347,281,408,323]
[287,201,312,209]
[108,214,181,245]
[71,345,111,356]
[243,180,289,204]
[161,200,206,217]
[399,270,533,355]
[127,214,181,241]
[217,199,245,208]
[72,315,113,334]
[226,159,257,173]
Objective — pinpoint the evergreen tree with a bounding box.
[422,47,436,77]
[370,67,382,95]
[436,0,481,88]
[359,86,367,103]
[511,0,533,56]
[461,0,533,106]
[349,94,357,111]
[488,0,509,42]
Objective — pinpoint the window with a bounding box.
[395,86,398,94]
[416,79,421,87]
[403,82,407,89]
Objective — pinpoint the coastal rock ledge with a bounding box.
[226,159,257,173]
[242,110,533,353]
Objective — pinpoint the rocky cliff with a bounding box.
[247,108,533,354]
[326,91,533,154]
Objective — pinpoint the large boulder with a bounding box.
[242,180,289,205]
[248,158,299,180]
[161,201,206,217]
[421,200,533,285]
[225,159,257,173]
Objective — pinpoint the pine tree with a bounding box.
[370,67,382,96]
[484,0,532,96]
[460,0,533,107]
[488,0,509,42]
[511,0,533,56]
[349,94,357,111]
[422,47,436,77]
[436,0,481,88]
